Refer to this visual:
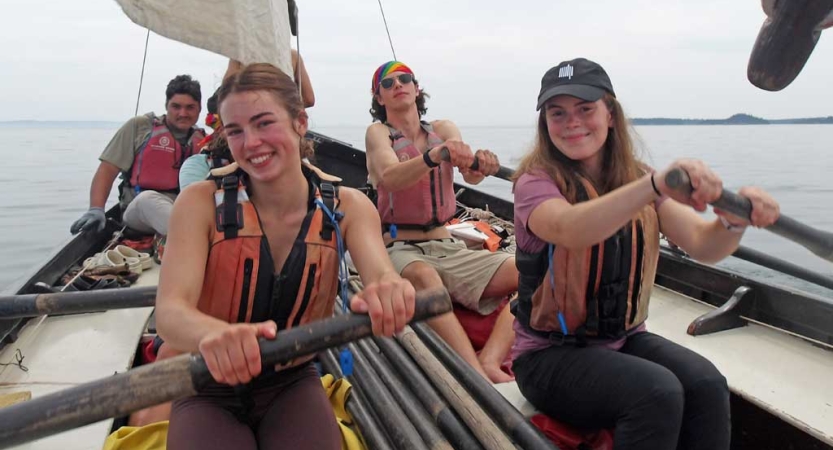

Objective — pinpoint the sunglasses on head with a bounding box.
[379,73,414,90]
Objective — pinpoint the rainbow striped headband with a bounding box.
[371,61,414,92]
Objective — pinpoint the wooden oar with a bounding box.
[665,169,833,263]
[356,338,452,450]
[410,322,560,450]
[439,148,515,181]
[747,0,833,91]
[396,325,516,450]
[0,286,157,319]
[0,288,451,449]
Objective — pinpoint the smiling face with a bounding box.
[220,90,307,183]
[164,94,200,133]
[544,95,613,172]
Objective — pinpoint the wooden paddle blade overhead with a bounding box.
[747,0,833,91]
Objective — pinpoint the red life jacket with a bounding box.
[514,176,660,343]
[197,164,342,369]
[376,122,456,231]
[129,114,205,192]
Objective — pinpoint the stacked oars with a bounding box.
[322,287,559,450]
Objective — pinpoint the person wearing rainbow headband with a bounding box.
[365,61,518,384]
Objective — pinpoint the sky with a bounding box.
[1,0,832,127]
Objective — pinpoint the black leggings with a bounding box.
[167,363,341,450]
[513,332,730,450]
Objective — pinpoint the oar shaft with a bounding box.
[0,289,451,449]
[0,286,157,319]
[665,168,833,262]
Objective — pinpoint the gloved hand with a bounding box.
[70,207,106,234]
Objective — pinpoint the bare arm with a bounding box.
[528,174,659,250]
[656,200,743,263]
[155,182,231,352]
[89,161,121,209]
[365,123,441,191]
[340,187,416,335]
[291,50,315,108]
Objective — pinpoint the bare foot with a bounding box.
[481,362,514,384]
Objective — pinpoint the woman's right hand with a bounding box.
[655,159,723,212]
[198,321,277,385]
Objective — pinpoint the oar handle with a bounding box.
[192,287,453,382]
[665,168,833,262]
[664,168,753,219]
[0,288,451,449]
[438,147,515,181]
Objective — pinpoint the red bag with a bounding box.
[530,414,614,450]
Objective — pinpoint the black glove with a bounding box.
[70,207,106,234]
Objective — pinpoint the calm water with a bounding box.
[1,124,832,299]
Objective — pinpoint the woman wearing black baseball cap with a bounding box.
[509,58,780,449]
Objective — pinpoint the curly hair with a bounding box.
[165,74,201,105]
[369,81,430,123]
[217,63,313,160]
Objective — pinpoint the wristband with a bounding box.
[650,173,662,197]
[423,150,440,168]
[718,215,746,233]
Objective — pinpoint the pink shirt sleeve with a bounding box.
[513,171,565,253]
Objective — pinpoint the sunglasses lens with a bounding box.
[380,73,414,90]
[398,73,413,84]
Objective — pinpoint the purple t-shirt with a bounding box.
[510,170,655,360]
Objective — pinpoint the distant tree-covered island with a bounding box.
[631,113,833,125]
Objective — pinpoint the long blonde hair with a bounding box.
[512,93,643,202]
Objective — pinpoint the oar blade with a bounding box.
[747,0,833,91]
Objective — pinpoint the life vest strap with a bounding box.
[217,174,242,239]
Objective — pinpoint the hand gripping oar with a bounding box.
[747,0,833,91]
[0,286,157,319]
[438,148,515,181]
[665,169,833,263]
[0,288,451,449]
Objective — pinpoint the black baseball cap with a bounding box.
[536,58,616,110]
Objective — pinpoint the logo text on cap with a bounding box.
[558,64,574,80]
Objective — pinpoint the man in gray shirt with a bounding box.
[70,75,206,239]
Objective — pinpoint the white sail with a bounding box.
[113,0,294,78]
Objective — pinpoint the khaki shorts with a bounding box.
[387,238,512,315]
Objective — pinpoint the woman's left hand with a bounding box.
[350,274,416,337]
[715,186,780,228]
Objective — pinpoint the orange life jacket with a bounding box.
[129,114,205,192]
[514,176,660,343]
[197,164,342,369]
[376,122,456,231]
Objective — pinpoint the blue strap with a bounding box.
[313,198,349,312]
[547,243,569,335]
[314,198,354,376]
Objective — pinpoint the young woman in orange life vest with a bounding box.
[155,63,415,450]
[510,58,780,450]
